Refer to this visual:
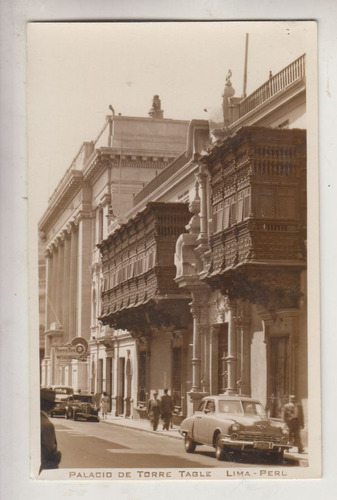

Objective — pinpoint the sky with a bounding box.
[27,21,312,220]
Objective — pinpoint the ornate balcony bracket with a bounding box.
[97,335,115,349]
[100,299,191,340]
[204,264,303,312]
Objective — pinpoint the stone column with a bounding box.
[56,238,64,327]
[62,232,71,341]
[50,245,58,326]
[237,303,252,396]
[210,324,221,395]
[44,250,53,350]
[190,300,202,392]
[76,216,92,339]
[226,300,238,394]
[68,222,78,340]
[196,170,208,243]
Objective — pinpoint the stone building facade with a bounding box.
[38,97,189,404]
[98,54,308,434]
[39,54,309,445]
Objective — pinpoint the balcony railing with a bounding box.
[238,54,305,118]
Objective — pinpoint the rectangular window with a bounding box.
[213,202,224,233]
[229,195,237,226]
[237,191,244,222]
[244,188,250,219]
[223,198,230,228]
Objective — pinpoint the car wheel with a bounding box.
[215,435,227,461]
[271,450,284,463]
[184,434,197,453]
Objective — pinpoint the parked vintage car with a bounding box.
[179,395,291,462]
[48,385,74,418]
[65,393,100,422]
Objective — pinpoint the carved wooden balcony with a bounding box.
[98,202,191,337]
[202,127,307,310]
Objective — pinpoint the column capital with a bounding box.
[44,248,53,259]
[195,170,208,186]
[75,210,94,224]
[66,219,79,234]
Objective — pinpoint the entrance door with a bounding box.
[116,357,125,415]
[269,335,290,417]
[217,324,228,394]
[125,357,132,417]
[106,357,113,412]
[172,347,182,409]
[138,350,146,406]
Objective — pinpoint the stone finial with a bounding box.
[222,69,235,125]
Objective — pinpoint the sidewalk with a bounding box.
[101,413,182,440]
[100,413,309,465]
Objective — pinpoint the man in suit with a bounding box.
[160,389,174,431]
[147,391,161,431]
[283,394,304,453]
[40,388,62,472]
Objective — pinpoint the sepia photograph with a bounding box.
[27,20,320,481]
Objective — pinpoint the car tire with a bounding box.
[215,435,227,461]
[184,435,197,453]
[271,450,284,463]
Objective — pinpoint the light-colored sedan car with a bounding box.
[179,395,291,462]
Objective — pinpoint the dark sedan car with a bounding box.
[180,395,291,462]
[48,385,74,418]
[65,394,99,422]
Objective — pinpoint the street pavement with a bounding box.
[100,413,309,466]
[51,413,308,468]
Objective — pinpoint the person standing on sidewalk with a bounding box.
[147,391,161,431]
[283,394,304,453]
[101,392,110,419]
[160,389,174,431]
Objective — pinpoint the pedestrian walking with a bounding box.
[283,394,304,453]
[101,391,110,419]
[147,391,161,431]
[160,389,174,430]
[40,388,62,473]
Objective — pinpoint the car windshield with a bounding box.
[72,395,92,403]
[242,401,266,417]
[218,400,243,414]
[53,387,74,401]
[217,400,267,417]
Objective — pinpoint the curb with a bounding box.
[100,419,183,441]
[100,419,309,465]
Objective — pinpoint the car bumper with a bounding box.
[76,413,99,420]
[220,436,291,451]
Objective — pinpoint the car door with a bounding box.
[193,399,216,445]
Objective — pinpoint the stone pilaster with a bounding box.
[62,232,71,341]
[68,222,78,340]
[76,216,92,339]
[236,301,252,396]
[44,250,53,352]
[56,238,64,326]
[195,170,208,244]
[226,300,238,394]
